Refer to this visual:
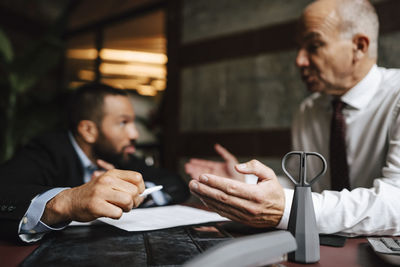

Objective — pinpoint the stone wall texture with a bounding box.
[178,0,400,178]
[180,0,398,133]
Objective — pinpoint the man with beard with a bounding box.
[0,83,189,242]
[186,0,400,236]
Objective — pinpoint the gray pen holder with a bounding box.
[288,186,319,263]
[282,151,327,264]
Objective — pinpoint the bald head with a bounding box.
[304,0,379,59]
[296,0,378,94]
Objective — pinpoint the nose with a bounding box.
[127,123,139,140]
[295,48,309,68]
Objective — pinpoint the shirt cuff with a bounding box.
[276,188,294,229]
[143,181,171,206]
[18,187,70,243]
[245,174,258,184]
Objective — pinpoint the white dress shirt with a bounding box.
[277,65,400,236]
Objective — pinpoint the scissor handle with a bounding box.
[282,151,327,186]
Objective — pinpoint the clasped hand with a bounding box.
[42,160,145,225]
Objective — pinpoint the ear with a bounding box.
[352,34,370,62]
[77,120,98,144]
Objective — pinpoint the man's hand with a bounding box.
[185,144,245,182]
[41,169,145,225]
[91,159,115,179]
[189,160,285,228]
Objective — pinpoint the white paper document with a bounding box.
[96,205,229,231]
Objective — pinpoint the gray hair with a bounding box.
[336,0,379,58]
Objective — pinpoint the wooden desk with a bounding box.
[285,238,387,267]
[0,241,38,267]
[0,223,389,267]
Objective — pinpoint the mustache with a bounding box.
[124,140,136,148]
[300,67,311,75]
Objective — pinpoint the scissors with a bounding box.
[282,151,327,187]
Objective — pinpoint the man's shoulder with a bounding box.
[378,66,400,91]
[24,131,72,155]
[30,131,70,146]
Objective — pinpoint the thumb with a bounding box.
[234,160,277,181]
[215,143,238,163]
[97,159,115,170]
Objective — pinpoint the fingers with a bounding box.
[89,170,145,213]
[88,199,124,220]
[185,162,212,180]
[104,189,135,212]
[185,159,228,179]
[103,169,145,193]
[100,202,124,219]
[215,143,238,163]
[189,177,285,228]
[189,180,277,227]
[100,170,145,208]
[203,198,279,227]
[66,186,126,221]
[97,159,115,171]
[98,185,142,214]
[188,158,222,169]
[235,160,276,181]
[191,174,260,201]
[98,173,139,197]
[64,169,146,222]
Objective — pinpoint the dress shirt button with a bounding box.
[23,216,28,224]
[29,229,37,234]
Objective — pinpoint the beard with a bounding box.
[92,134,134,166]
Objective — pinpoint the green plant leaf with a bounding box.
[0,28,14,63]
[10,36,64,94]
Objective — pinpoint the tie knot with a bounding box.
[87,165,98,173]
[332,99,345,112]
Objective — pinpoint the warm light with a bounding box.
[68,81,86,88]
[67,48,167,97]
[66,49,98,60]
[101,78,140,89]
[137,85,157,96]
[78,70,95,81]
[100,63,166,79]
[100,49,167,64]
[151,79,166,91]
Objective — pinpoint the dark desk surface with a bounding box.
[0,222,391,267]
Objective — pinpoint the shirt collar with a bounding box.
[68,131,96,170]
[341,64,382,110]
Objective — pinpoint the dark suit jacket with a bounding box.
[0,132,189,241]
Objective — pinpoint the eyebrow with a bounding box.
[118,114,134,120]
[303,32,322,42]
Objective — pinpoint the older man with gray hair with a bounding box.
[186,0,400,236]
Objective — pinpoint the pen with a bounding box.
[139,185,163,197]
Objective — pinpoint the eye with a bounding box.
[119,120,128,127]
[306,41,324,53]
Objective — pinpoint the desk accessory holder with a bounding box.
[282,151,327,263]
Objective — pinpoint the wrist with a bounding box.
[41,188,73,225]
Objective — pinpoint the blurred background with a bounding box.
[0,0,399,183]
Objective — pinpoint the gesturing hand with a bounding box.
[189,159,285,228]
[42,169,145,225]
[185,144,245,182]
